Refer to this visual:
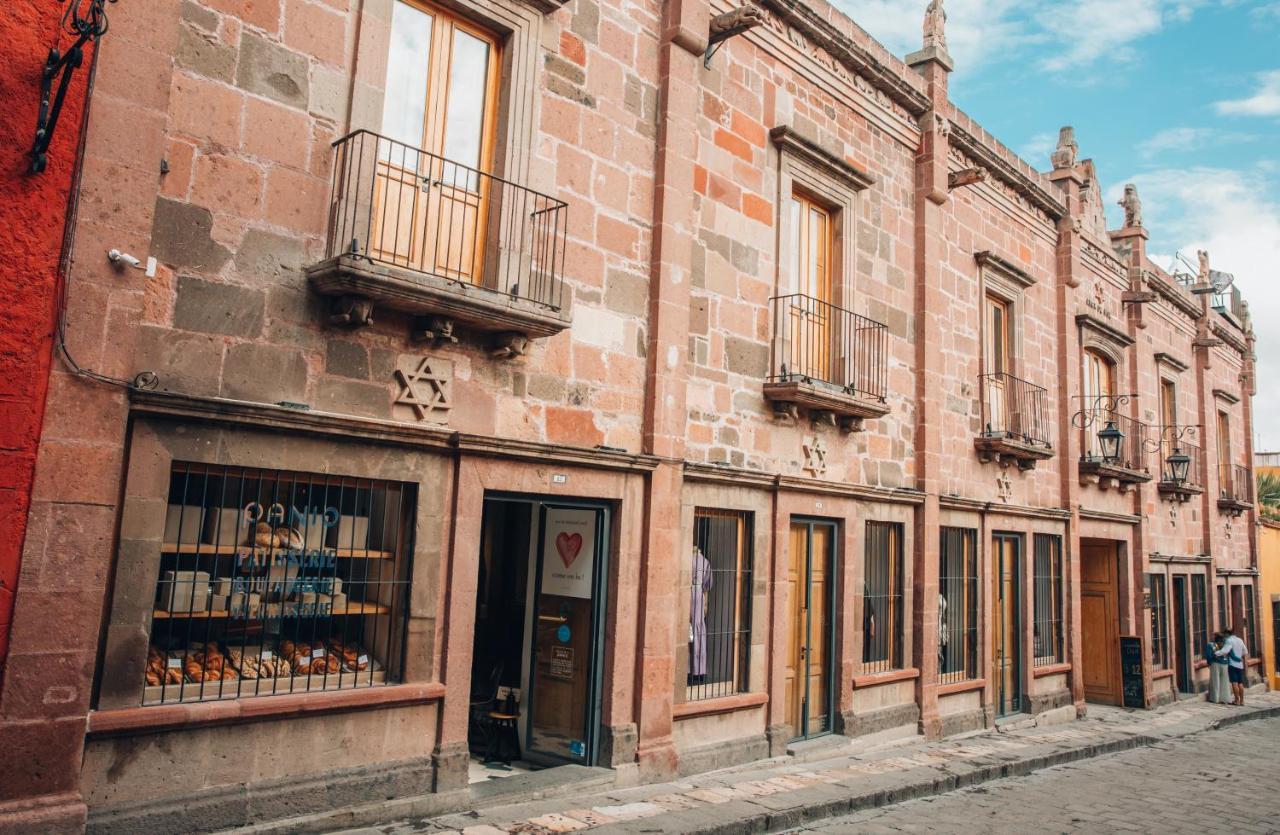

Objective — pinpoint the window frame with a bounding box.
[1150,573,1169,671]
[683,507,754,702]
[939,527,980,684]
[1190,574,1208,656]
[861,521,904,674]
[1032,534,1065,667]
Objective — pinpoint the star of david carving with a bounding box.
[996,471,1012,502]
[802,437,827,476]
[1224,518,1233,540]
[394,357,451,422]
[1168,504,1178,528]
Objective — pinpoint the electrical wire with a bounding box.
[51,0,158,393]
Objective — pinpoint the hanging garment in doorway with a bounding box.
[690,546,712,678]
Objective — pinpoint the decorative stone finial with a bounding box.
[1242,299,1253,335]
[923,0,947,51]
[1051,126,1077,170]
[1118,183,1143,228]
[1197,249,1210,280]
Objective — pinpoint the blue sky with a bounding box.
[832,0,1280,450]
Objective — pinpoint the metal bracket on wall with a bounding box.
[30,0,116,173]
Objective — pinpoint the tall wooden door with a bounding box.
[1081,541,1121,704]
[784,520,836,740]
[984,295,1010,434]
[372,0,500,282]
[786,194,833,383]
[992,534,1022,717]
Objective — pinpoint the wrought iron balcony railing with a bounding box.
[1219,462,1253,504]
[767,293,888,404]
[323,130,569,313]
[1079,408,1148,474]
[978,372,1051,449]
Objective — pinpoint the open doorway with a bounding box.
[468,495,609,783]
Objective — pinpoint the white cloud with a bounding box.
[1215,70,1280,117]
[831,0,1211,77]
[1106,168,1280,447]
[1019,130,1058,165]
[1135,126,1258,156]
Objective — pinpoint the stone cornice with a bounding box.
[1211,321,1248,354]
[938,495,1072,520]
[1147,552,1212,564]
[1213,388,1241,405]
[682,462,926,505]
[974,250,1036,288]
[1145,271,1202,320]
[770,126,876,191]
[758,0,932,117]
[1076,313,1135,348]
[1154,352,1189,373]
[948,125,1066,220]
[129,391,661,474]
[1215,566,1260,577]
[1079,508,1141,525]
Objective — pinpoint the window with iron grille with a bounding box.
[862,522,903,674]
[1241,584,1259,652]
[1217,583,1229,632]
[687,508,752,701]
[1272,601,1280,676]
[1149,574,1169,670]
[146,463,414,705]
[1191,575,1208,653]
[939,527,979,684]
[1032,534,1064,666]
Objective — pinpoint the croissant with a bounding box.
[166,668,183,685]
[275,526,304,549]
[146,670,161,686]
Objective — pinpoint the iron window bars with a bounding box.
[146,463,413,705]
[686,508,753,701]
[1217,583,1229,633]
[862,522,904,674]
[1191,574,1208,655]
[1149,574,1169,670]
[979,372,1051,449]
[1032,534,1065,667]
[1242,585,1259,654]
[939,527,979,684]
[324,129,569,312]
[767,293,888,403]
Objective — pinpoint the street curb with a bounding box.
[676,706,1280,835]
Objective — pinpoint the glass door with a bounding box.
[786,194,833,383]
[785,519,836,740]
[527,503,608,765]
[373,0,499,282]
[992,533,1022,717]
[985,295,1010,434]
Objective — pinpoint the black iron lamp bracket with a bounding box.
[1141,424,1200,454]
[30,0,115,174]
[1068,393,1135,430]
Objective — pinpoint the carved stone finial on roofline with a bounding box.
[1119,183,1143,228]
[1051,126,1077,170]
[923,0,947,51]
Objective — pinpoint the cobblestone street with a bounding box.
[801,718,1280,834]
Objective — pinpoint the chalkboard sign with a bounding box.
[1119,636,1145,708]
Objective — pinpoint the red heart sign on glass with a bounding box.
[555,532,583,569]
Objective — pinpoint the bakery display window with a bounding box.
[145,462,414,705]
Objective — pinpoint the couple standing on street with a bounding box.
[1204,626,1249,706]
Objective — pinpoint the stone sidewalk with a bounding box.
[305,693,1280,835]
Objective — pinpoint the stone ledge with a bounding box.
[974,435,1054,470]
[307,254,572,341]
[86,682,446,738]
[673,691,769,720]
[763,379,891,425]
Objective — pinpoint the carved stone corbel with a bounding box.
[328,295,374,328]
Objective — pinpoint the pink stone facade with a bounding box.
[0,0,1261,830]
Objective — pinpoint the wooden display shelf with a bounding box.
[160,543,393,559]
[142,668,388,705]
[152,601,390,619]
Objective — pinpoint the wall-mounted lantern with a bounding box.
[1096,420,1124,464]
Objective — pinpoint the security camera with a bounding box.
[108,249,142,268]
